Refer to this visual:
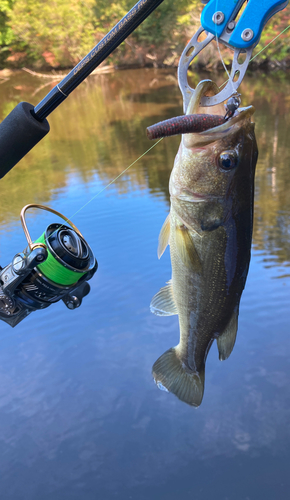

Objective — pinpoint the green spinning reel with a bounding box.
[0,204,98,327]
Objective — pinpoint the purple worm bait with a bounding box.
[146,114,225,140]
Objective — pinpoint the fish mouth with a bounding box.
[182,106,255,148]
[146,80,254,144]
[183,80,255,148]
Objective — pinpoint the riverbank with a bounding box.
[1,55,289,82]
[1,1,289,72]
[3,36,290,73]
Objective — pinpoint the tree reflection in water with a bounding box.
[0,68,290,271]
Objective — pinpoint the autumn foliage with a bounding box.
[0,0,289,69]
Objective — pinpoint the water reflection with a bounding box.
[0,69,181,225]
[0,68,290,498]
[0,69,290,271]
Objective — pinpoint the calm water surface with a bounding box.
[0,68,290,499]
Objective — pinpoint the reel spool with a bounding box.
[0,204,98,327]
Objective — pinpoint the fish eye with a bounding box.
[218,150,238,171]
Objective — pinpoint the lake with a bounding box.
[0,67,290,499]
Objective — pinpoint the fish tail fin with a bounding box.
[152,347,205,407]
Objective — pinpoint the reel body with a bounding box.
[0,205,97,327]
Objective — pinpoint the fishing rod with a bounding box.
[0,0,167,327]
[0,0,165,180]
[0,0,288,328]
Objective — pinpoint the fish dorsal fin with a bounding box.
[150,280,178,316]
[175,225,202,272]
[217,307,239,361]
[158,213,171,259]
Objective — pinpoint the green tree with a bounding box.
[92,0,201,66]
[0,0,14,64]
[4,1,290,69]
[8,0,97,67]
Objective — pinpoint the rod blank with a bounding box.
[0,0,165,178]
[34,0,166,120]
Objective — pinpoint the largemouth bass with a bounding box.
[151,80,258,407]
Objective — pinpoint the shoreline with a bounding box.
[1,57,290,79]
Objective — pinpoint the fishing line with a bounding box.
[34,16,290,243]
[215,0,237,96]
[66,16,289,224]
[37,138,163,244]
[35,232,86,285]
[219,24,290,90]
[250,24,290,62]
[65,138,164,220]
[216,39,235,93]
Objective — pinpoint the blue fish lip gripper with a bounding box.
[201,0,289,49]
[178,0,289,111]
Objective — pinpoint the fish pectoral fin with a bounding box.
[150,280,178,316]
[158,213,171,259]
[175,225,202,272]
[217,307,239,361]
[152,347,205,407]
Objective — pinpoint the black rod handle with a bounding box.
[0,0,165,178]
[0,102,49,179]
[34,0,165,120]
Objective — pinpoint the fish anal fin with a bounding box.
[175,225,202,272]
[152,347,205,407]
[217,307,239,361]
[158,213,170,259]
[150,280,177,316]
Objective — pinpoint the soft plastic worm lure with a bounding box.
[146,114,225,140]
